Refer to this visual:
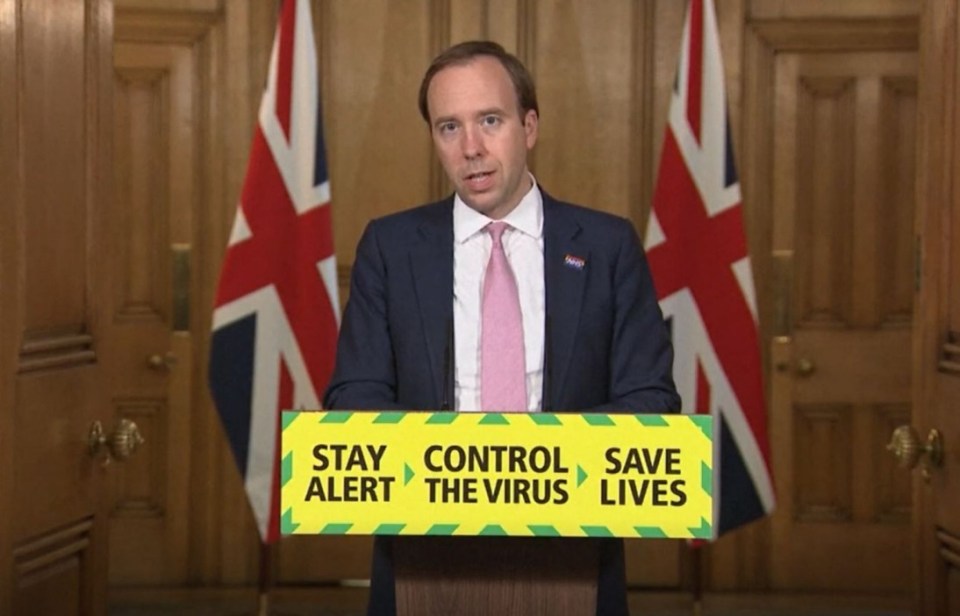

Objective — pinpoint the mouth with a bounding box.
[463,170,495,190]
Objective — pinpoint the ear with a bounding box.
[523,109,539,149]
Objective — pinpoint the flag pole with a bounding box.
[258,542,274,616]
[690,545,703,616]
[259,3,280,615]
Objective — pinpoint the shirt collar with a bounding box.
[453,175,544,244]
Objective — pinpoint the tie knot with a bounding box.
[486,221,509,246]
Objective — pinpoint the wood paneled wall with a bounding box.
[106,0,921,597]
[316,0,747,265]
[1,0,114,612]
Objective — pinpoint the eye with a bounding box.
[437,121,459,136]
[480,115,501,128]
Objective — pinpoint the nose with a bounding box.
[461,125,485,159]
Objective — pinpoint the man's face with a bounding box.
[426,56,538,220]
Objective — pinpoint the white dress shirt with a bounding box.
[452,179,545,412]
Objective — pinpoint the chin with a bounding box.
[476,203,503,217]
[461,195,498,215]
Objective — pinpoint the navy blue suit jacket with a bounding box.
[324,192,680,615]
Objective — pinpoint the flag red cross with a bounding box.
[215,131,337,395]
[686,0,704,143]
[646,131,769,463]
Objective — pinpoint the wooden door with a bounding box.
[761,31,918,591]
[107,2,269,587]
[0,0,114,614]
[914,0,960,612]
[106,28,201,588]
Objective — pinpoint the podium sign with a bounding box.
[280,411,712,539]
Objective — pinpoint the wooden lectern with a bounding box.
[281,410,713,614]
[393,536,599,616]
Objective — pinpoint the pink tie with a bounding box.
[480,222,527,411]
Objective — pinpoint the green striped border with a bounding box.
[281,411,299,430]
[284,411,713,428]
[284,521,715,538]
[319,411,353,423]
[281,508,299,534]
[479,524,508,536]
[635,414,669,427]
[689,414,713,440]
[373,523,406,535]
[281,452,294,488]
[425,523,460,535]
[319,522,354,534]
[373,411,406,424]
[426,412,458,424]
[528,413,562,426]
[582,414,615,426]
[689,517,713,539]
[478,413,510,425]
[528,525,561,537]
[581,525,615,537]
[282,411,713,539]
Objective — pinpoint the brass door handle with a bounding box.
[88,419,145,466]
[796,358,815,377]
[147,352,177,371]
[774,357,816,377]
[887,425,943,481]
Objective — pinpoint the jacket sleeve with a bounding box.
[589,220,681,414]
[323,221,405,411]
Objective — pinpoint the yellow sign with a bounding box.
[280,411,712,539]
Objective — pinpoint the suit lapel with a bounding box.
[409,201,455,408]
[543,196,588,410]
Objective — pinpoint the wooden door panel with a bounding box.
[909,0,959,612]
[940,525,960,615]
[940,349,960,603]
[108,1,274,590]
[108,37,200,586]
[769,46,917,592]
[13,519,97,616]
[792,330,912,404]
[21,0,88,328]
[0,0,113,613]
[13,372,102,539]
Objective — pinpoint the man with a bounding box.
[324,40,680,616]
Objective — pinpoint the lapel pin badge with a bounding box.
[563,254,586,270]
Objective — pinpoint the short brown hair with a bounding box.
[418,40,539,123]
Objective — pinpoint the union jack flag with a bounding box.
[209,0,339,544]
[645,0,775,537]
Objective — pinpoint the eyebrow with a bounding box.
[474,107,506,117]
[432,107,508,129]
